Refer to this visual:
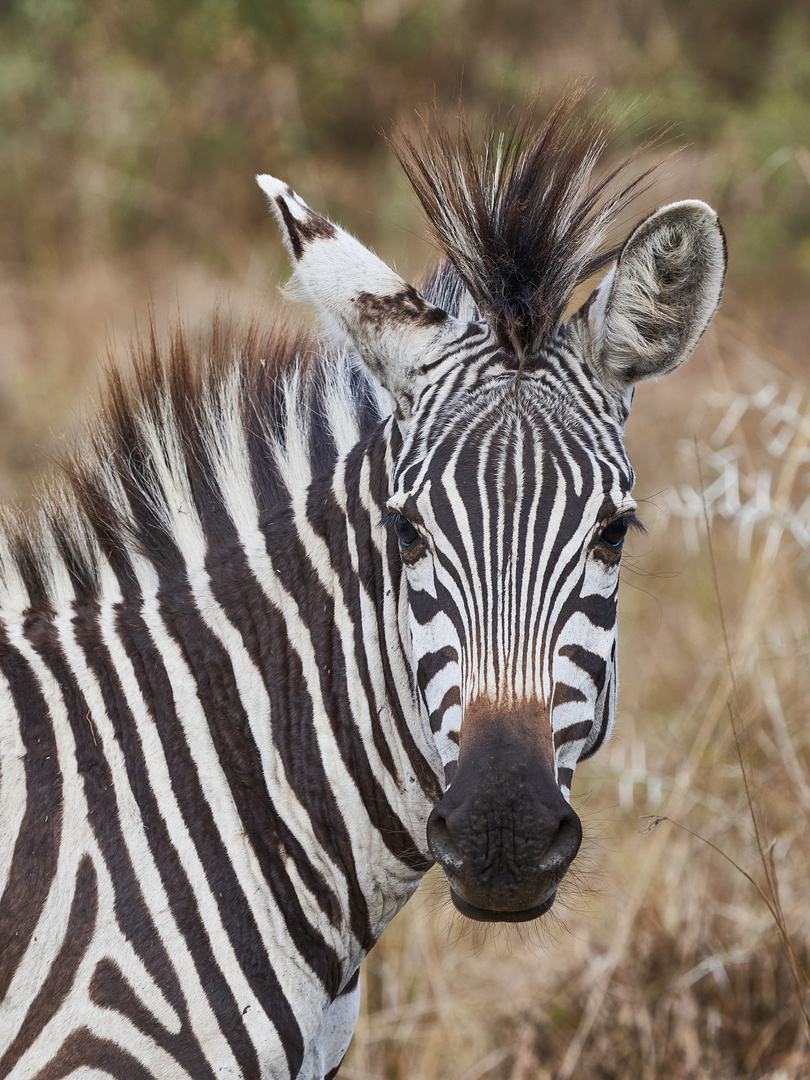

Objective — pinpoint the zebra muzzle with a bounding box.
[425,723,582,922]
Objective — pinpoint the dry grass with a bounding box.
[0,248,279,505]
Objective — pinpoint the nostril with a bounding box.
[426,808,464,872]
[544,810,582,870]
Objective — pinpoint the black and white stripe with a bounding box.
[0,99,726,1077]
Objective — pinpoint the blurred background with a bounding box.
[1,1,809,1076]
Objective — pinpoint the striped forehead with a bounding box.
[392,378,634,514]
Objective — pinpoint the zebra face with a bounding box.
[260,171,726,923]
[388,373,636,920]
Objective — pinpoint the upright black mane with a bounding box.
[393,90,657,364]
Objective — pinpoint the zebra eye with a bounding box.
[600,517,629,548]
[395,516,419,549]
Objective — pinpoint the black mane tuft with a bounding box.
[393,89,659,365]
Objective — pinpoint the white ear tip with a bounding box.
[650,199,720,226]
[679,199,717,218]
[256,174,287,199]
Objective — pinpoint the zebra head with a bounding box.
[258,114,726,923]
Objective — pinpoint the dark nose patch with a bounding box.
[426,699,581,921]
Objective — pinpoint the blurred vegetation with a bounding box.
[1,3,809,1077]
[2,0,810,304]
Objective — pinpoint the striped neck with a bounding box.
[269,417,443,948]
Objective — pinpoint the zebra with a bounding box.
[0,98,726,1079]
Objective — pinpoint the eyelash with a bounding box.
[598,514,645,549]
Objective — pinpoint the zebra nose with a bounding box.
[427,798,582,878]
[425,782,583,920]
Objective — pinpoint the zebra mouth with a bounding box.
[448,887,558,923]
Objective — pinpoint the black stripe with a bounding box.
[0,620,62,1004]
[0,856,97,1076]
[558,644,607,695]
[416,647,459,697]
[162,571,343,998]
[583,593,619,632]
[204,539,343,929]
[580,655,616,761]
[28,1029,157,1080]
[557,766,574,789]
[192,471,346,930]
[553,720,592,751]
[552,683,587,706]
[226,531,374,950]
[340,445,402,784]
[510,417,538,690]
[406,582,444,626]
[428,685,461,734]
[88,956,213,1075]
[532,436,603,680]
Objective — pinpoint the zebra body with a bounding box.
[0,101,726,1077]
[0,346,434,1078]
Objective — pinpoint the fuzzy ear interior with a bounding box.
[257,175,475,419]
[576,200,727,388]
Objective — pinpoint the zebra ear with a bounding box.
[578,201,726,387]
[257,175,463,418]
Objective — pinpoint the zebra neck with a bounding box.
[262,420,442,949]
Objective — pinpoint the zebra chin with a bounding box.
[428,815,581,922]
[447,885,559,923]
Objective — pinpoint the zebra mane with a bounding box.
[0,262,498,614]
[0,317,390,610]
[392,91,658,364]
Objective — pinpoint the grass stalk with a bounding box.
[695,443,810,1051]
